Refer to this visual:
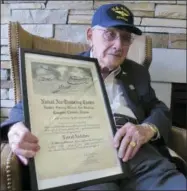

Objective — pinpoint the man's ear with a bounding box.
[86,27,93,46]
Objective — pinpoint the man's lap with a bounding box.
[77,143,187,190]
[77,182,120,191]
[127,143,174,174]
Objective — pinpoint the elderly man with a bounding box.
[1,3,186,191]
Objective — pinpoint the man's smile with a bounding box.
[107,53,122,57]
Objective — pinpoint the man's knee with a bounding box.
[127,143,177,175]
[123,144,187,190]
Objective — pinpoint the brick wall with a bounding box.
[1,0,186,122]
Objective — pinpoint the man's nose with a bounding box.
[113,36,123,49]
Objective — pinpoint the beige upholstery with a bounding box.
[168,126,187,161]
[127,35,152,69]
[0,21,186,191]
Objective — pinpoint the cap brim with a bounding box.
[114,24,142,35]
[101,21,142,35]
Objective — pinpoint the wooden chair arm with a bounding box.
[1,142,22,191]
[168,126,187,163]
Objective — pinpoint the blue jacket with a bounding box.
[1,50,172,148]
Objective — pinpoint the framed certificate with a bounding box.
[19,48,127,191]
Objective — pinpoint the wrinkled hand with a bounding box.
[113,122,155,162]
[8,122,40,165]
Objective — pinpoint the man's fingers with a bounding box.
[9,131,40,151]
[129,144,141,159]
[113,127,127,148]
[19,142,40,152]
[118,135,131,158]
[22,131,38,143]
[122,142,135,162]
[8,122,39,165]
[122,140,142,162]
[128,132,143,160]
[13,146,36,158]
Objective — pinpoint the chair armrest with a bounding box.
[1,142,22,191]
[168,126,187,163]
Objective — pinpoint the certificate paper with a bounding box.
[19,49,126,191]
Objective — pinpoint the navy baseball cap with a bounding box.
[92,4,142,35]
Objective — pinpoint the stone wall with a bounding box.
[1,0,186,122]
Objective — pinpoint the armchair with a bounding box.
[1,21,186,191]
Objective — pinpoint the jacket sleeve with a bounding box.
[0,101,24,141]
[141,69,172,144]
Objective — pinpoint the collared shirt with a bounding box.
[90,51,137,120]
[90,51,160,140]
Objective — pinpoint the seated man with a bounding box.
[1,3,187,191]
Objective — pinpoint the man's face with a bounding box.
[87,26,132,71]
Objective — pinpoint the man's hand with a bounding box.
[8,122,40,165]
[113,122,155,162]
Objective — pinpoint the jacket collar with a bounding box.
[79,50,143,122]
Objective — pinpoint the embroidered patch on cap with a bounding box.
[107,5,132,24]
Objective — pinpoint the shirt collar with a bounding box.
[90,50,121,77]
